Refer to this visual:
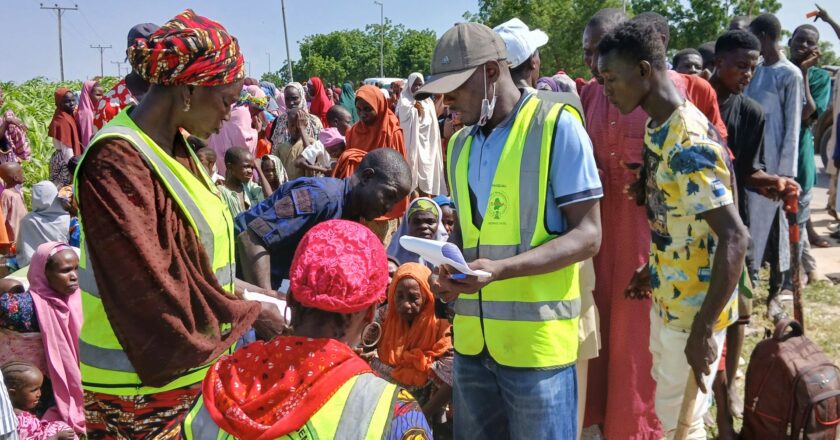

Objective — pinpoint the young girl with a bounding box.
[1,361,75,439]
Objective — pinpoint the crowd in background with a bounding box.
[0,4,838,440]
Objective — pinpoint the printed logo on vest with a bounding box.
[489,191,508,220]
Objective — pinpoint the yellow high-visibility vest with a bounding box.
[181,373,399,440]
[447,94,584,368]
[75,111,237,395]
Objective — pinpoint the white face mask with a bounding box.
[478,64,497,127]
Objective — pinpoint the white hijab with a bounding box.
[397,73,446,195]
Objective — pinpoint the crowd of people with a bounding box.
[0,4,838,439]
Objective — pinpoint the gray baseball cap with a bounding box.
[415,22,507,98]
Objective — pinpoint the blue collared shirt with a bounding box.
[467,90,602,234]
[235,177,351,289]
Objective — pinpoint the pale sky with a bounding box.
[1,0,836,83]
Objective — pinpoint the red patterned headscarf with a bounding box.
[127,9,244,87]
[289,219,388,314]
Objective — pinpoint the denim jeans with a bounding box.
[453,352,577,440]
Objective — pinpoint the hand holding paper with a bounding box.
[399,236,492,278]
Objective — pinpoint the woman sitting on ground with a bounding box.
[177,220,433,439]
[372,262,453,420]
[387,197,448,268]
[0,242,84,434]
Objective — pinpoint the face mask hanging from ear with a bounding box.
[478,64,497,127]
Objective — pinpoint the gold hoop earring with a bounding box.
[183,100,191,112]
[361,321,382,348]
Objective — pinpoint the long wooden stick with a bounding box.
[675,374,700,440]
[784,192,805,329]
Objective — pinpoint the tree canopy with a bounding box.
[261,20,436,86]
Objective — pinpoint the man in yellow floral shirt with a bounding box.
[597,21,749,439]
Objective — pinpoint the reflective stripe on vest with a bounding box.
[182,373,398,440]
[76,112,237,395]
[446,94,582,368]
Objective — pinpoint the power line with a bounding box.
[40,3,79,81]
[78,8,105,42]
[111,61,126,77]
[91,44,112,78]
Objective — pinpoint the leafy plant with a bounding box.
[1,76,119,201]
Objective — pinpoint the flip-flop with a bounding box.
[811,237,832,248]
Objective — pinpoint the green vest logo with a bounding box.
[489,191,508,220]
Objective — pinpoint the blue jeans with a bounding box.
[453,352,577,440]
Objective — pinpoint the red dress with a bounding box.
[580,79,662,439]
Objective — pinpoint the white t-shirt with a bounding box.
[300,141,332,168]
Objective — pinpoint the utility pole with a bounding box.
[247,61,252,78]
[41,3,78,81]
[374,1,384,77]
[90,44,112,78]
[111,60,125,77]
[281,0,294,82]
[266,51,272,74]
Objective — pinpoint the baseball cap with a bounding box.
[415,22,507,99]
[493,18,549,68]
[126,23,160,48]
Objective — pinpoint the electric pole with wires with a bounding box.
[40,3,79,81]
[91,44,112,78]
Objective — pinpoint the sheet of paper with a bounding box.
[243,289,291,321]
[399,236,492,277]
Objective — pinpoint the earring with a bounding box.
[282,303,292,324]
[183,99,191,112]
[361,321,382,348]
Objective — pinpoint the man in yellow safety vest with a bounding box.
[418,22,603,439]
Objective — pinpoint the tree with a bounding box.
[818,40,839,67]
[465,0,624,79]
[396,29,437,75]
[467,0,785,79]
[289,20,438,85]
[628,0,782,50]
[260,70,286,87]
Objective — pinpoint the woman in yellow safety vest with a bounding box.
[177,220,434,440]
[75,10,282,438]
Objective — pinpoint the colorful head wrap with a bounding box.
[408,198,440,220]
[237,85,268,110]
[289,220,388,314]
[127,9,245,87]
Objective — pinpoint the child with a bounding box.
[294,127,346,176]
[192,139,224,185]
[1,361,76,439]
[260,155,288,192]
[433,195,457,236]
[218,147,272,217]
[0,162,27,242]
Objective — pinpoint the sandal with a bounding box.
[811,236,832,248]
